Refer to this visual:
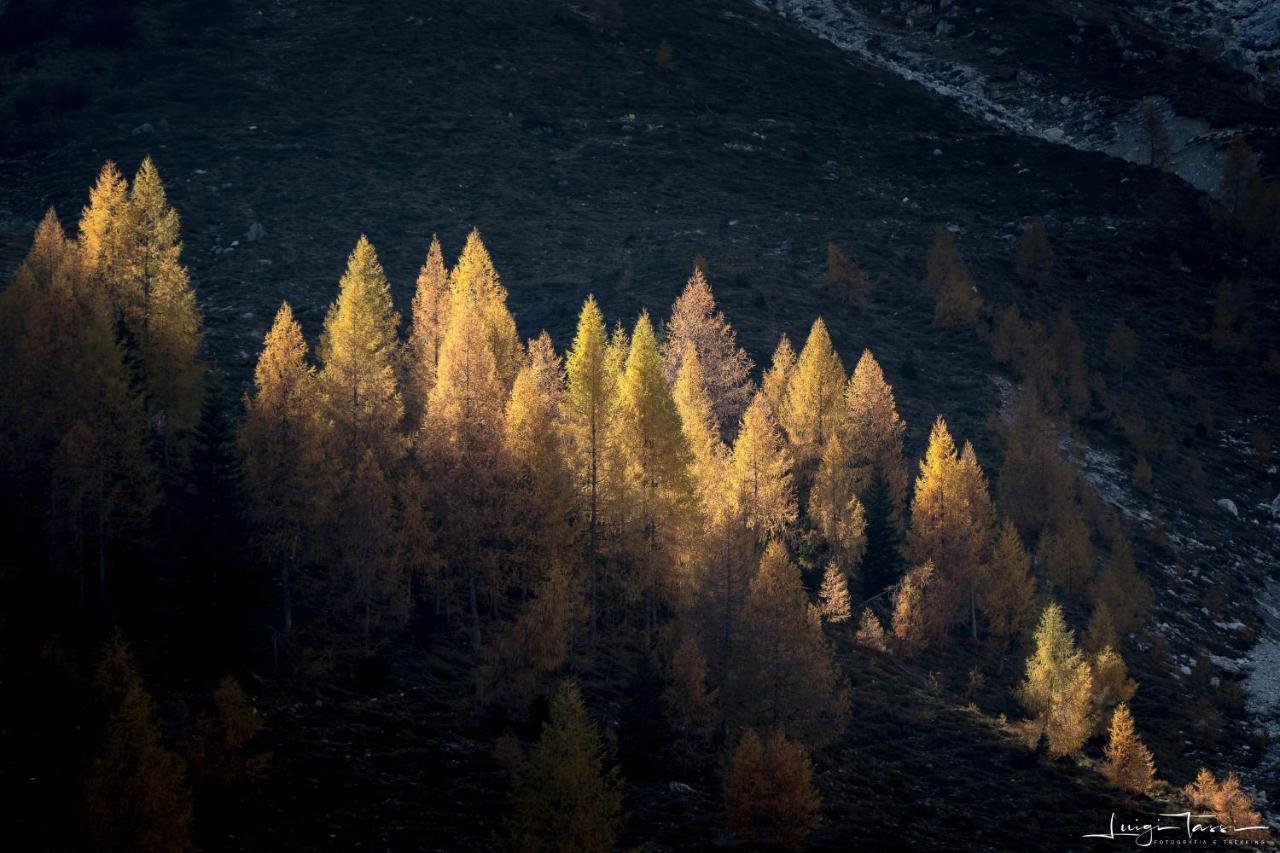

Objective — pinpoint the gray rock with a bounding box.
[668,781,696,795]
[131,122,155,136]
[246,222,266,241]
[1216,498,1239,518]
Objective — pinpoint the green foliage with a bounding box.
[509,681,622,853]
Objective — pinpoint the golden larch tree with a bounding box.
[842,349,908,524]
[563,295,617,637]
[731,391,796,543]
[1089,644,1137,734]
[118,157,205,476]
[1018,602,1094,758]
[317,235,404,474]
[673,344,729,517]
[905,417,995,640]
[425,248,512,651]
[855,607,888,652]
[448,228,523,392]
[239,302,321,638]
[818,560,852,624]
[780,317,845,477]
[404,233,450,425]
[503,334,574,604]
[78,160,129,300]
[661,266,754,432]
[613,311,694,636]
[808,435,868,569]
[1103,703,1156,793]
[891,561,937,655]
[760,333,796,418]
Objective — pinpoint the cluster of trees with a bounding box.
[87,636,261,852]
[3,158,1268,849]
[0,158,204,609]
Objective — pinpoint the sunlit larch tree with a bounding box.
[1103,703,1155,793]
[818,560,852,624]
[1089,644,1137,735]
[317,235,405,474]
[841,349,908,524]
[612,311,693,640]
[597,320,633,620]
[403,233,449,426]
[759,333,796,419]
[891,560,936,655]
[239,302,320,639]
[728,541,850,747]
[675,345,754,666]
[904,416,995,640]
[661,266,754,434]
[731,390,797,544]
[448,228,523,393]
[780,318,845,483]
[808,434,868,571]
[503,332,574,606]
[315,236,406,646]
[77,160,129,305]
[1018,602,1094,758]
[563,295,617,639]
[425,243,515,650]
[117,157,205,478]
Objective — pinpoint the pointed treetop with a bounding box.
[760,332,797,414]
[254,301,312,395]
[781,318,846,464]
[662,265,754,429]
[79,161,127,265]
[450,227,506,305]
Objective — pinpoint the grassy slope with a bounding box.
[1,0,1277,849]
